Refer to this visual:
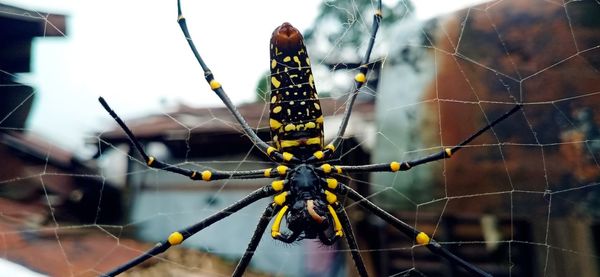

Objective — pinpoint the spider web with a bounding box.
[1,0,600,277]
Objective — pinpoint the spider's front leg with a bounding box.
[335,104,523,174]
[176,0,298,164]
[99,97,292,182]
[306,0,383,163]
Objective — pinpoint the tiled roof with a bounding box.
[98,98,375,141]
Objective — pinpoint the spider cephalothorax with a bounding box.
[100,1,521,276]
[270,164,342,244]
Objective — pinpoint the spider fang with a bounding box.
[307,200,325,223]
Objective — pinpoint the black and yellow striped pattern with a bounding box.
[269,23,324,159]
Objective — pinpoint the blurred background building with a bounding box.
[1,0,599,276]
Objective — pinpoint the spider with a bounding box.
[99,0,521,276]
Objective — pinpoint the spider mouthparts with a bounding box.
[306,200,325,224]
[271,22,303,49]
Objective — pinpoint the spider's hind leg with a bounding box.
[339,184,492,277]
[334,203,369,277]
[232,204,280,277]
[175,0,296,164]
[334,104,523,174]
[103,186,276,277]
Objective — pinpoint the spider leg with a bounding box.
[103,186,276,277]
[333,203,369,277]
[232,203,280,277]
[308,0,382,164]
[99,97,283,181]
[176,0,296,164]
[338,184,492,277]
[335,104,522,173]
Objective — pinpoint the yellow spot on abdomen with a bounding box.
[271,77,281,88]
[271,59,277,69]
[283,56,291,62]
[293,56,301,68]
[273,106,282,114]
[280,140,300,148]
[284,124,296,132]
[306,137,321,145]
[271,95,277,103]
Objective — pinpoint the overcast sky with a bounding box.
[2,0,488,156]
